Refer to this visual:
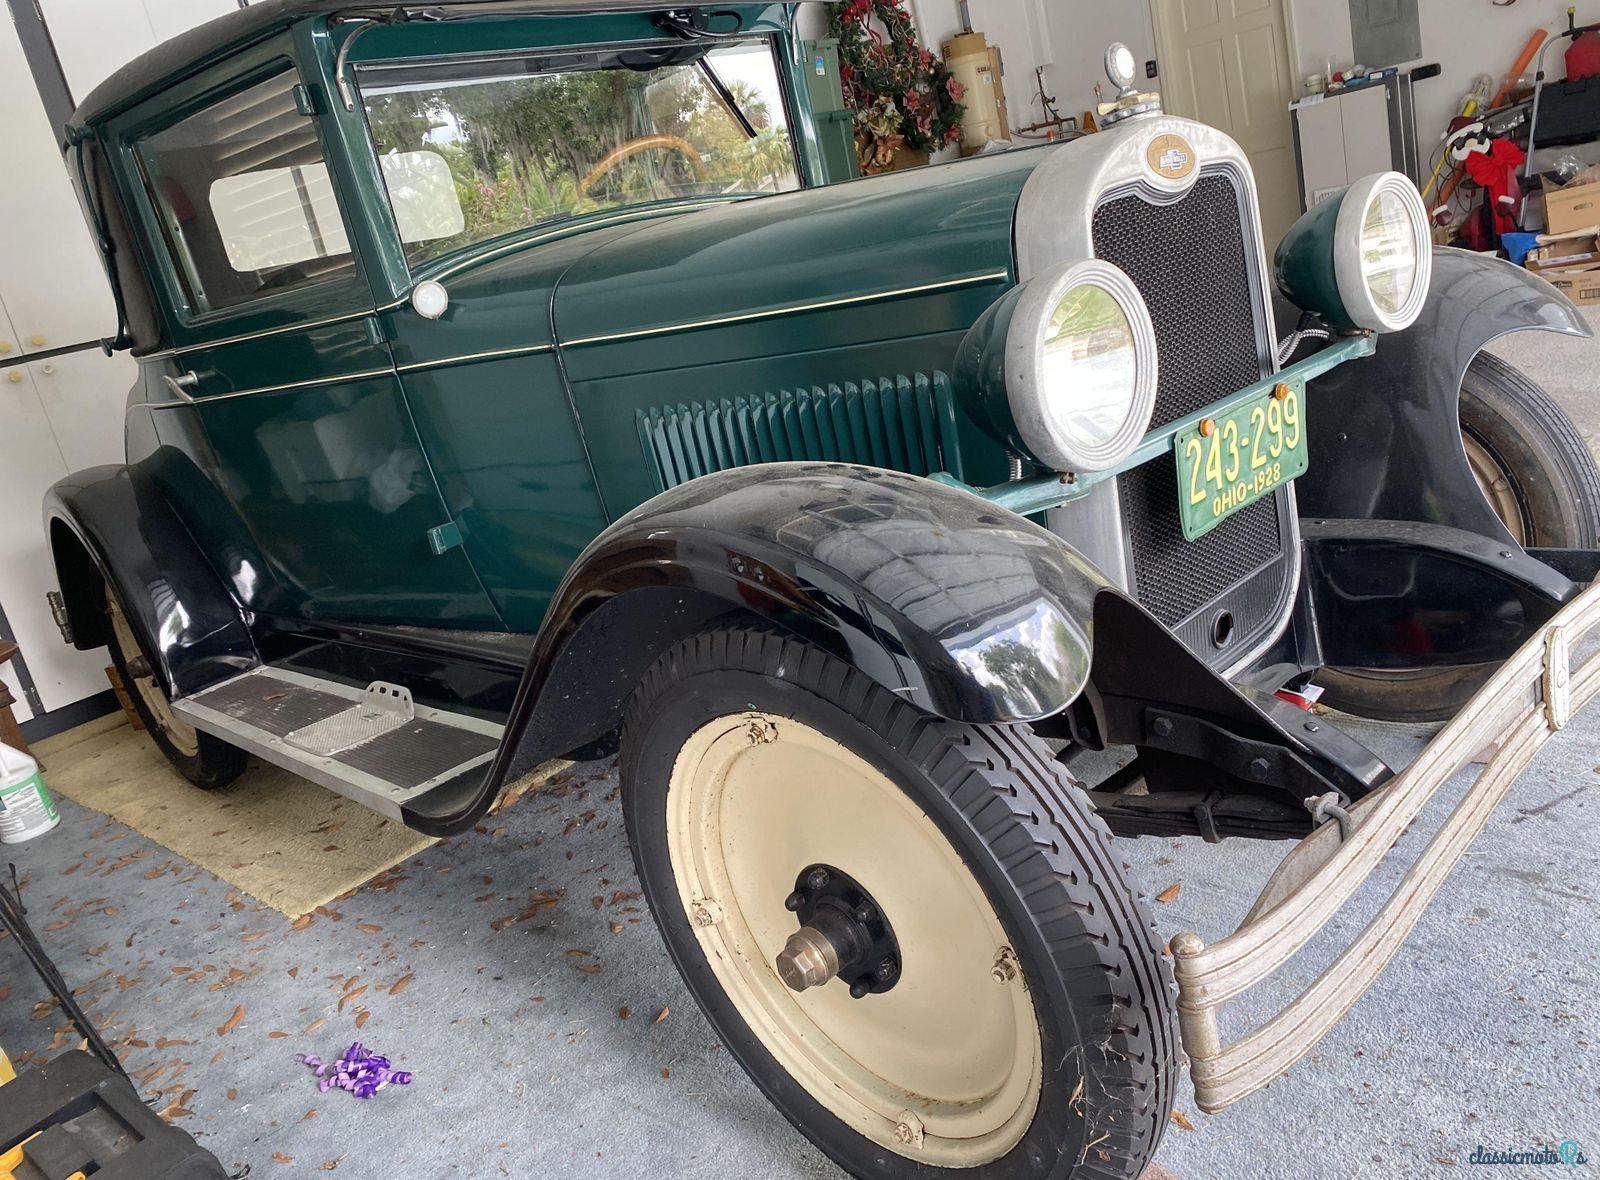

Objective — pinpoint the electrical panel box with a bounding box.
[801,39,860,184]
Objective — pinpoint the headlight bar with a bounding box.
[932,333,1376,516]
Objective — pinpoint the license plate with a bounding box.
[1173,383,1307,541]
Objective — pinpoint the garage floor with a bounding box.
[2,323,1598,1179]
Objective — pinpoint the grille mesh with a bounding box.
[1093,174,1284,627]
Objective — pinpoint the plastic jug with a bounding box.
[0,743,59,844]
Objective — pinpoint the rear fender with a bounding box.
[44,465,257,698]
[1296,249,1591,545]
[401,463,1109,835]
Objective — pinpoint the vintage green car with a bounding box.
[40,2,1600,1176]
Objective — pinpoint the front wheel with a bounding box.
[621,627,1176,1179]
[1320,352,1600,723]
[105,585,247,790]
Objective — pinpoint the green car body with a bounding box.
[76,2,1047,635]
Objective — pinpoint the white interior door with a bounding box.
[1154,0,1301,247]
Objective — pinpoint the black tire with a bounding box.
[620,627,1177,1180]
[104,585,248,791]
[1321,352,1600,723]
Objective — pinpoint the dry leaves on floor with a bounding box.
[1155,883,1182,904]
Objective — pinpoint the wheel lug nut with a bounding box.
[848,977,872,999]
[784,892,804,912]
[806,868,829,892]
[875,958,897,981]
[852,903,875,924]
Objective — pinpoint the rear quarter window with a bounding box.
[135,67,358,313]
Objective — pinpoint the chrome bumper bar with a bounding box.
[1172,578,1600,1112]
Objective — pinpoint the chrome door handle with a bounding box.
[163,370,200,402]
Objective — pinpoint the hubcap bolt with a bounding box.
[784,892,804,912]
[806,869,830,892]
[853,903,875,924]
[848,978,873,999]
[875,958,897,981]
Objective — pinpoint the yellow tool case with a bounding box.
[0,1051,227,1180]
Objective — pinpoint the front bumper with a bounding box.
[1170,577,1600,1111]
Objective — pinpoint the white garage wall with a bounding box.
[38,0,239,100]
[909,0,1157,133]
[1287,0,1597,164]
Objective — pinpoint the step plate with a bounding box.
[173,668,503,819]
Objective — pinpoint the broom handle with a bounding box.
[1436,28,1548,208]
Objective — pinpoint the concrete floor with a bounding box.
[0,319,1597,1179]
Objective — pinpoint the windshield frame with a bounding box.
[351,34,801,278]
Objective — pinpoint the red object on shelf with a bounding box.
[1569,30,1600,82]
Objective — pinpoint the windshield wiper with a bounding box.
[697,58,756,139]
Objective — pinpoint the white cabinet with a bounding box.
[0,363,112,719]
[27,350,138,474]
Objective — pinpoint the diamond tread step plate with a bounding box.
[173,667,503,820]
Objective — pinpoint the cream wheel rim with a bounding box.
[107,593,200,758]
[1462,429,1528,546]
[666,713,1043,1166]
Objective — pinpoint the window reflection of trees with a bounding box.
[363,52,797,263]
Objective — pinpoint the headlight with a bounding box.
[959,260,1159,473]
[1275,171,1431,332]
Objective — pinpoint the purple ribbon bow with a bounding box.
[301,1042,414,1099]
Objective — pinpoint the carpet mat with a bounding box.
[30,714,563,918]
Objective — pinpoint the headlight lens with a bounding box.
[1006,260,1159,472]
[1361,186,1420,318]
[1276,170,1431,332]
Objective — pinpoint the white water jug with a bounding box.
[0,743,59,844]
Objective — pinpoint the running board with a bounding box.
[172,667,502,820]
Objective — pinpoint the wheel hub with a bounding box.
[775,864,901,999]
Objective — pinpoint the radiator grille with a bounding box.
[1093,173,1285,628]
[638,374,963,492]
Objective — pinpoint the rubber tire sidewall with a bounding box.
[1320,351,1600,723]
[104,586,248,791]
[621,634,1173,1180]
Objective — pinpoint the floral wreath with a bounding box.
[831,0,966,172]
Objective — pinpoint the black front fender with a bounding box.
[1296,248,1591,543]
[402,463,1109,835]
[44,465,256,698]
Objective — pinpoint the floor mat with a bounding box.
[30,714,564,919]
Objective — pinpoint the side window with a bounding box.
[136,68,358,313]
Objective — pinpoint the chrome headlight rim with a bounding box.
[1332,171,1432,333]
[1005,259,1160,473]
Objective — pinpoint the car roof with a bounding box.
[72,0,791,129]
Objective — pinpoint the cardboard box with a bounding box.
[1541,268,1600,306]
[1527,232,1600,270]
[1542,179,1600,236]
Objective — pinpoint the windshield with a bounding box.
[358,40,799,265]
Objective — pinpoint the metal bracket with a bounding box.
[426,520,464,556]
[1303,792,1353,841]
[1543,624,1571,732]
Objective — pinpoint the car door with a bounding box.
[114,43,501,627]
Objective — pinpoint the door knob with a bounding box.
[163,370,201,401]
[28,334,44,347]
